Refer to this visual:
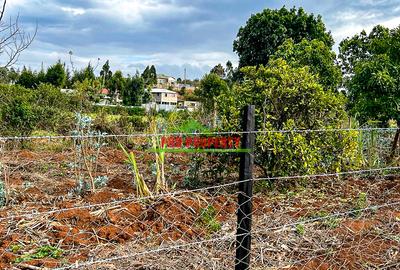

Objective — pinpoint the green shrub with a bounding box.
[257,121,363,177]
[0,84,81,136]
[92,105,145,116]
[198,205,221,233]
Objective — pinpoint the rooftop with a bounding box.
[151,88,177,94]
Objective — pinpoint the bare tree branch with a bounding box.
[0,0,37,68]
[0,0,6,23]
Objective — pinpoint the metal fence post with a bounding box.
[235,105,255,270]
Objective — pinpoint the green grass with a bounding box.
[198,205,221,233]
[14,245,63,263]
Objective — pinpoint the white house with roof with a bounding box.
[157,74,176,88]
[143,88,178,112]
[177,100,201,112]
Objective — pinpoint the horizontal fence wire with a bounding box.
[0,127,398,269]
[0,127,398,141]
[0,166,398,222]
[50,200,400,270]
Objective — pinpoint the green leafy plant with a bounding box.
[310,211,341,229]
[149,119,168,193]
[10,244,21,254]
[93,175,109,189]
[295,224,305,236]
[14,245,63,263]
[352,192,368,217]
[120,144,152,198]
[198,205,221,233]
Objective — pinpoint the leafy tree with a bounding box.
[233,6,334,68]
[340,25,400,158]
[225,61,234,83]
[339,25,399,75]
[149,65,157,85]
[109,70,125,97]
[100,60,112,88]
[45,61,66,88]
[0,85,36,136]
[271,39,342,90]
[219,59,345,130]
[16,67,38,89]
[122,73,145,106]
[8,68,19,84]
[37,68,46,85]
[196,73,229,128]
[83,63,96,82]
[71,63,96,84]
[210,64,225,78]
[0,67,9,84]
[142,65,157,86]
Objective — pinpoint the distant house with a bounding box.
[178,100,201,112]
[157,74,176,88]
[144,88,178,112]
[176,83,195,92]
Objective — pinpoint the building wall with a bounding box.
[152,92,177,103]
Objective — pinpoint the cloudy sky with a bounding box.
[4,0,400,79]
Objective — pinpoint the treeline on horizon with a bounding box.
[0,6,399,163]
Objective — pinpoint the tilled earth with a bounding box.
[0,148,398,269]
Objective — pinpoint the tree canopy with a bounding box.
[271,39,342,90]
[141,65,157,87]
[100,60,113,88]
[45,61,66,88]
[233,6,334,68]
[218,59,346,131]
[339,25,400,127]
[122,74,145,106]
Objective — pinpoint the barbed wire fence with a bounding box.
[0,108,398,269]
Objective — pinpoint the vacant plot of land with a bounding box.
[0,148,398,269]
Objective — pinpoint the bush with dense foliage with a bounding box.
[217,59,362,176]
[0,84,80,136]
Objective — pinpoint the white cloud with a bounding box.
[333,15,400,42]
[61,7,86,16]
[124,50,236,68]
[89,0,195,25]
[335,10,380,22]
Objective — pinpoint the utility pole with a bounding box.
[184,68,187,85]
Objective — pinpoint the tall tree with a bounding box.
[340,25,400,158]
[36,67,46,85]
[100,60,112,88]
[45,61,66,88]
[71,63,96,84]
[0,67,9,84]
[8,67,19,84]
[142,65,157,86]
[233,6,334,68]
[122,73,145,106]
[149,65,157,85]
[210,64,225,78]
[16,67,37,89]
[196,73,229,128]
[109,70,125,97]
[225,61,234,82]
[271,38,342,90]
